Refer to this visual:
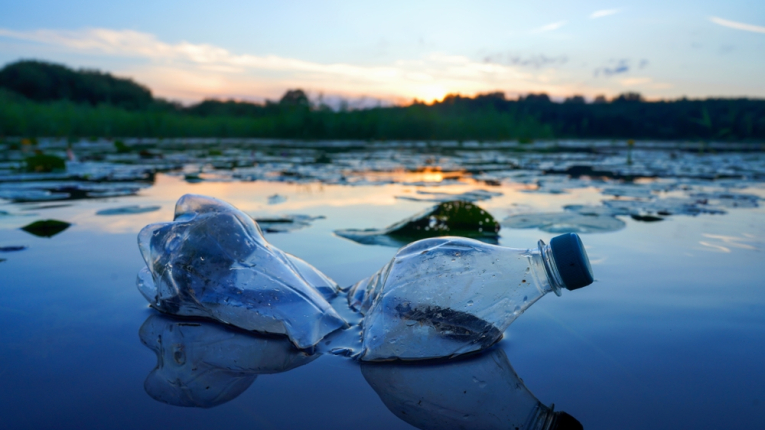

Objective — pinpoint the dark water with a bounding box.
[1,139,764,429]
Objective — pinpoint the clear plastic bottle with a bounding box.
[348,233,593,361]
[136,194,347,349]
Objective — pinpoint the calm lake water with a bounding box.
[1,139,764,429]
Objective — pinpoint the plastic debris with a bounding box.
[347,234,593,360]
[137,194,346,349]
[139,314,318,408]
[335,201,500,247]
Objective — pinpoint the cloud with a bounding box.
[593,59,631,77]
[0,27,570,102]
[534,21,567,33]
[709,16,765,34]
[483,53,568,69]
[0,26,667,103]
[590,9,619,19]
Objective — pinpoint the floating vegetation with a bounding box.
[0,181,149,202]
[503,210,626,234]
[267,194,288,205]
[25,154,65,173]
[602,198,727,217]
[20,219,71,237]
[0,246,27,252]
[688,191,760,209]
[253,214,325,233]
[335,201,500,247]
[96,205,161,216]
[396,189,503,203]
[0,190,70,202]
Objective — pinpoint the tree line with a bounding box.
[0,60,763,141]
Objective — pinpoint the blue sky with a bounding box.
[1,0,763,104]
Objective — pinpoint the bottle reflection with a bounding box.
[139,314,318,408]
[361,348,583,430]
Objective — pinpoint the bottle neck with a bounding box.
[529,240,566,296]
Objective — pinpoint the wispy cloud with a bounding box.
[483,53,568,69]
[594,59,630,77]
[709,16,765,34]
[534,21,567,33]
[0,27,587,103]
[590,9,619,19]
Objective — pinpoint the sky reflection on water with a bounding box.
[1,141,764,429]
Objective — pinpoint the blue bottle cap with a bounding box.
[550,233,593,290]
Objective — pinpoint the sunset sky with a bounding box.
[1,0,763,105]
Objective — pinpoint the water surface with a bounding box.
[1,139,764,429]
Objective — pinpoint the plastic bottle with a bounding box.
[136,194,347,349]
[348,233,593,361]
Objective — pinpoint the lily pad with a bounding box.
[335,201,500,247]
[96,205,161,216]
[253,214,325,233]
[25,154,66,173]
[267,194,288,205]
[688,191,760,209]
[396,189,502,203]
[502,211,625,234]
[20,219,71,238]
[0,246,27,252]
[603,198,727,216]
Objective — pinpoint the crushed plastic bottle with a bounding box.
[348,233,593,361]
[362,347,582,430]
[136,194,347,349]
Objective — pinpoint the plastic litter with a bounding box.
[136,194,347,349]
[347,233,593,361]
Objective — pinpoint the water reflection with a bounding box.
[138,314,318,408]
[361,348,583,430]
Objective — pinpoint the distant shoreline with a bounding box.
[1,60,764,141]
